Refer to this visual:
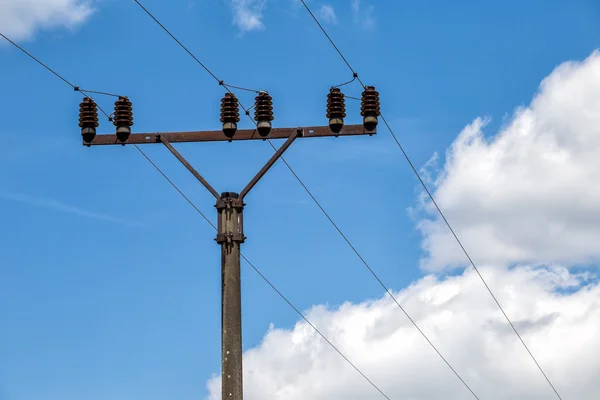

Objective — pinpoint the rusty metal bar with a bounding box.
[159,135,221,200]
[240,129,301,200]
[84,124,375,146]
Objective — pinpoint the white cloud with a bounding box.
[351,0,375,30]
[318,4,337,24]
[418,50,600,271]
[0,0,94,41]
[230,0,266,33]
[206,265,599,399]
[201,50,600,400]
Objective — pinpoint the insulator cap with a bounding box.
[79,97,99,143]
[254,91,274,137]
[360,86,380,131]
[113,96,133,142]
[221,93,240,138]
[327,87,346,134]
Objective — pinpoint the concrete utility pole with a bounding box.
[77,87,380,400]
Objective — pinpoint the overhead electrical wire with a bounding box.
[132,0,261,105]
[129,2,483,399]
[136,146,391,400]
[297,1,564,400]
[0,32,113,120]
[1,30,391,400]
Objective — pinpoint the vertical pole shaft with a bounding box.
[216,192,245,400]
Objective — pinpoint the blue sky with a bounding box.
[1,1,600,399]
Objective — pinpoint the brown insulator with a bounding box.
[326,87,346,134]
[220,93,240,139]
[113,96,134,143]
[79,97,99,144]
[360,85,380,131]
[254,91,274,137]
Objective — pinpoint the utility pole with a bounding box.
[78,87,380,400]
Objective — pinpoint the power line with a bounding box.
[132,0,220,82]
[1,32,74,88]
[133,0,261,104]
[240,252,391,400]
[297,1,564,399]
[74,87,122,98]
[130,2,483,398]
[222,82,262,94]
[267,149,481,400]
[135,144,392,400]
[0,32,113,120]
[130,2,486,399]
[333,73,358,88]
[134,144,216,228]
[3,25,392,400]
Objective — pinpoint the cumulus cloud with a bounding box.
[0,0,94,41]
[418,50,600,271]
[202,50,600,400]
[206,265,599,399]
[318,4,337,24]
[230,0,266,33]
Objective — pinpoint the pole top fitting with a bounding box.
[216,192,244,210]
[221,192,239,199]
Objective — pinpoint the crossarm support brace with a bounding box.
[160,135,221,200]
[240,129,301,200]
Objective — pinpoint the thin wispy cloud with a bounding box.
[0,192,146,228]
[351,0,376,30]
[230,0,266,33]
[318,4,337,24]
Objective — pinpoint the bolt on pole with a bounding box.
[78,86,380,400]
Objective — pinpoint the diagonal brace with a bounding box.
[160,135,221,200]
[240,128,302,200]
[159,128,300,202]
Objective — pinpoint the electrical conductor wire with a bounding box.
[129,2,481,399]
[133,0,261,104]
[297,1,564,399]
[135,145,392,400]
[3,26,392,400]
[0,32,112,120]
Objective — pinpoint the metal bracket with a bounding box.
[215,196,245,210]
[215,232,246,244]
[239,128,302,200]
[160,135,221,200]
[216,193,245,244]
